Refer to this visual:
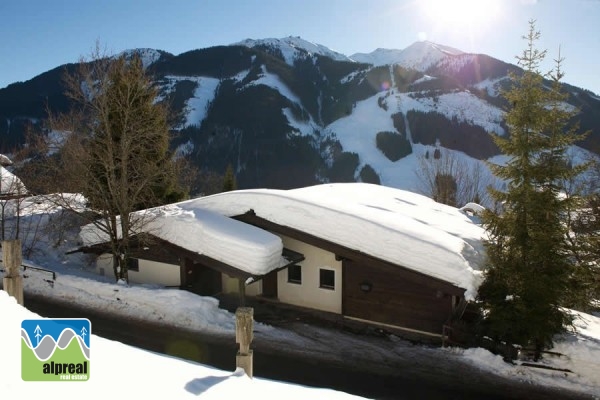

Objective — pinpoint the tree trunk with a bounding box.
[113,253,119,282]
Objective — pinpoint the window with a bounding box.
[319,269,335,290]
[127,257,139,272]
[287,264,302,284]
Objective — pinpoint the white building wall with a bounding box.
[96,253,113,277]
[96,253,181,287]
[277,235,342,314]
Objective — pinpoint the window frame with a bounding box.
[319,268,335,290]
[287,264,302,284]
[127,257,139,272]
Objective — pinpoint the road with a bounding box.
[24,294,594,400]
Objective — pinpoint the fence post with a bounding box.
[2,239,23,305]
[235,307,254,378]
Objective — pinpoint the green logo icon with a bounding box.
[21,318,90,381]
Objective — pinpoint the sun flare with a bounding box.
[422,0,501,27]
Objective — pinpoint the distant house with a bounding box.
[0,154,27,200]
[79,183,485,338]
[0,154,13,167]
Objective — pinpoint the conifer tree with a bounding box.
[477,21,588,358]
[222,164,237,192]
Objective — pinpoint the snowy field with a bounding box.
[0,188,599,397]
[6,255,600,398]
[0,291,364,400]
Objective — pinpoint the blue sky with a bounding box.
[1,0,599,94]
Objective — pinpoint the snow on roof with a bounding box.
[0,153,13,166]
[80,204,283,277]
[1,166,26,196]
[0,291,364,400]
[193,183,486,299]
[460,202,485,215]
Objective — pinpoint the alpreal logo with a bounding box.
[21,318,91,381]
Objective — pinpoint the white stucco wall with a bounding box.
[277,235,342,314]
[222,273,263,296]
[96,254,181,287]
[96,253,114,278]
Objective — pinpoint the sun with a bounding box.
[421,0,501,28]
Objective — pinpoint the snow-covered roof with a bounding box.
[80,204,283,277]
[193,183,486,299]
[0,154,13,166]
[1,166,27,196]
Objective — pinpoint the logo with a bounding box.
[21,318,91,381]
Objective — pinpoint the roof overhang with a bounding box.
[234,210,466,296]
[245,247,305,285]
[69,233,305,284]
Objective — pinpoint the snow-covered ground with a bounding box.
[1,291,364,400]
[156,75,220,128]
[1,191,599,397]
[8,250,600,397]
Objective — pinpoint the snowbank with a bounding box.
[460,311,600,396]
[0,290,363,399]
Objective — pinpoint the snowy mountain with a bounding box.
[0,37,599,196]
[117,48,171,68]
[235,36,354,65]
[350,41,464,70]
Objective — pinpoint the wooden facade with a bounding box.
[262,270,278,298]
[181,259,222,296]
[79,235,253,297]
[81,209,469,336]
[342,259,459,334]
[235,211,466,336]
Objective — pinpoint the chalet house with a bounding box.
[0,154,28,200]
[80,183,485,338]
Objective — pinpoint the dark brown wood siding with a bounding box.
[342,259,455,334]
[235,212,467,334]
[182,259,223,296]
[262,270,278,298]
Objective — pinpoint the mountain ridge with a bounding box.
[1,37,598,197]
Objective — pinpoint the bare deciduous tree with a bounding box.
[44,47,183,283]
[414,147,495,208]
